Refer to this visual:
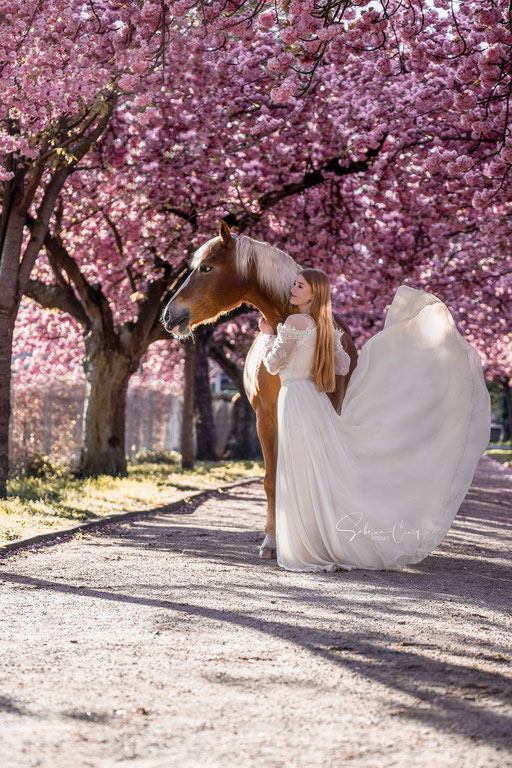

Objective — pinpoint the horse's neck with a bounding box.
[245,288,291,325]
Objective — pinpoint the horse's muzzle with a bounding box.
[162,306,191,335]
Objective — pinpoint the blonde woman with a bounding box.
[258,269,491,573]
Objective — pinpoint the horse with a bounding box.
[162,220,358,560]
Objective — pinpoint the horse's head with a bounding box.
[162,220,304,338]
[162,221,247,337]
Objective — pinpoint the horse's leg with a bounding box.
[255,405,278,560]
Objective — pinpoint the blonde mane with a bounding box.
[189,234,302,303]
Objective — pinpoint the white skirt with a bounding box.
[275,286,491,572]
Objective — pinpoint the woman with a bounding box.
[258,269,491,573]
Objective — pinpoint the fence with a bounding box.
[10,383,260,470]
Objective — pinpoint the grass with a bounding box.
[0,453,265,543]
[486,442,512,466]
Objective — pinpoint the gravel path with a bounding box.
[1,456,511,768]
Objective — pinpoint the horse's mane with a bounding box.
[190,234,302,303]
[235,235,302,302]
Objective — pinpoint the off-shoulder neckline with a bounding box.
[276,322,344,334]
[277,321,316,332]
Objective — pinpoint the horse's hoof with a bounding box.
[259,534,276,560]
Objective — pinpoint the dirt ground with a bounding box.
[0,455,511,768]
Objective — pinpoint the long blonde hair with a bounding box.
[284,268,339,394]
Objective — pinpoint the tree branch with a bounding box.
[208,340,245,394]
[103,211,137,293]
[223,134,388,230]
[24,278,91,328]
[41,228,113,336]
[17,95,117,293]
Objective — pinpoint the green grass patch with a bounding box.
[0,454,264,542]
[486,448,512,465]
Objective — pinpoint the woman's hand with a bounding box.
[258,315,274,334]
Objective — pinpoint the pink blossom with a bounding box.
[119,73,139,90]
[258,10,275,29]
[280,27,298,45]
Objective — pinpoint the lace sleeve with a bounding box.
[334,329,351,376]
[260,323,304,375]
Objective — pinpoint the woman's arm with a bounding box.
[334,329,351,376]
[260,322,305,375]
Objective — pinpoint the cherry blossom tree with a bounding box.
[0,0,192,494]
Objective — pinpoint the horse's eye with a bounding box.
[200,264,213,273]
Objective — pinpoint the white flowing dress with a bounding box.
[260,286,491,573]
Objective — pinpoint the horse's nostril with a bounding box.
[162,306,190,333]
[162,307,173,328]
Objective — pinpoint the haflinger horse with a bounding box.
[162,221,358,560]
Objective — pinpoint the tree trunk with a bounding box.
[80,348,133,477]
[503,379,512,442]
[207,340,259,460]
[1,103,115,491]
[0,200,25,497]
[194,329,217,461]
[0,311,15,497]
[222,391,260,460]
[181,338,196,469]
[239,391,259,458]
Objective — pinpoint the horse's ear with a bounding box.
[219,220,232,247]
